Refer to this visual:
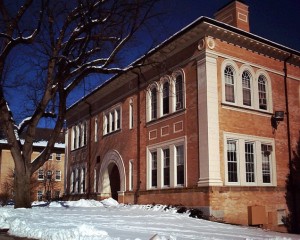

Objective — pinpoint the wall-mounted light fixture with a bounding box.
[271,111,285,129]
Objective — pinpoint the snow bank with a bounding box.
[0,199,297,240]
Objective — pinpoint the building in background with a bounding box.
[0,128,65,203]
[64,0,300,232]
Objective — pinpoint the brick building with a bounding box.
[65,0,300,231]
[0,128,65,202]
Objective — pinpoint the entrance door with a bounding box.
[108,164,120,200]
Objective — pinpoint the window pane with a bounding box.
[258,75,267,110]
[151,151,157,187]
[261,144,271,183]
[163,82,169,115]
[227,140,238,182]
[225,66,235,102]
[163,149,170,186]
[151,88,157,119]
[175,75,183,110]
[245,142,255,182]
[242,71,252,106]
[176,145,184,185]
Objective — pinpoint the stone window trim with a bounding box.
[223,132,277,187]
[146,69,186,123]
[103,104,122,136]
[221,60,273,113]
[146,137,187,190]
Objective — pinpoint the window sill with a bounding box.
[221,103,273,116]
[103,128,121,138]
[146,109,186,127]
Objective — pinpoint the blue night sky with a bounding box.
[6,0,300,127]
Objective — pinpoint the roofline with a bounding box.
[67,16,300,113]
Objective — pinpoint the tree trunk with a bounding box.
[14,166,32,209]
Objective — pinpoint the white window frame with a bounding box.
[129,99,134,129]
[103,105,122,135]
[146,70,186,123]
[146,137,186,190]
[224,132,276,186]
[56,153,61,161]
[129,160,134,191]
[55,170,61,181]
[38,169,44,180]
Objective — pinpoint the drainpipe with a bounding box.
[84,100,92,199]
[283,53,297,228]
[132,69,142,204]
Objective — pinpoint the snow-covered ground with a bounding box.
[0,199,298,240]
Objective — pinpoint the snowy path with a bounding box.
[0,199,298,240]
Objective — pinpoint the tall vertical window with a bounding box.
[176,145,184,185]
[151,151,157,188]
[78,125,82,147]
[38,169,44,180]
[261,144,271,183]
[83,122,87,145]
[129,161,134,191]
[37,191,43,201]
[242,71,252,106]
[76,168,80,193]
[94,168,97,193]
[258,75,267,110]
[103,107,121,135]
[175,74,184,110]
[55,170,61,181]
[227,140,238,182]
[71,170,75,193]
[162,82,169,115]
[47,170,52,180]
[81,168,86,193]
[73,126,77,149]
[224,66,235,102]
[129,99,134,129]
[95,117,98,142]
[163,149,170,186]
[245,142,255,183]
[151,88,157,120]
[116,109,120,130]
[56,154,61,161]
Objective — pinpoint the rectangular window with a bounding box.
[163,149,170,186]
[116,109,120,130]
[37,190,43,201]
[227,140,238,182]
[175,75,184,110]
[38,169,44,180]
[94,168,97,193]
[111,112,115,131]
[151,88,157,120]
[95,117,98,142]
[261,144,271,183]
[129,161,134,191]
[49,154,53,160]
[56,154,61,161]
[176,145,184,185]
[225,134,275,186]
[245,142,255,183]
[151,151,157,188]
[129,101,133,129]
[47,170,52,180]
[55,170,61,181]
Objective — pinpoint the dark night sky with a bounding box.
[6,0,300,127]
[157,0,300,51]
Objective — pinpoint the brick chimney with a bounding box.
[214,0,250,32]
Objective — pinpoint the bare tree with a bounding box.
[0,0,158,208]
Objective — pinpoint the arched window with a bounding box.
[224,66,235,103]
[258,75,267,110]
[162,81,170,115]
[242,70,252,106]
[175,74,184,110]
[150,87,157,120]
